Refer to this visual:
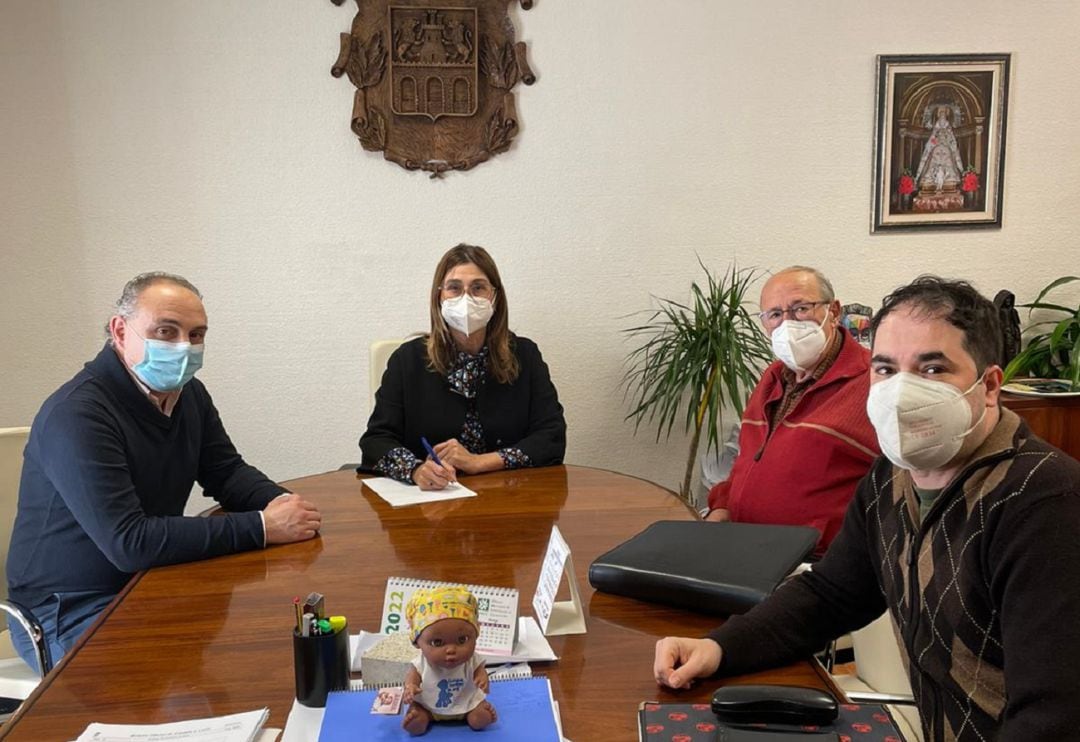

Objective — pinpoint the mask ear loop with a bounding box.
[953,371,990,441]
[817,303,837,347]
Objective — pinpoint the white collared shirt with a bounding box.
[122,361,182,416]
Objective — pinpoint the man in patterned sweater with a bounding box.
[655,276,1080,740]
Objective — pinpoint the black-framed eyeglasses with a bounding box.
[439,280,495,299]
[757,300,830,329]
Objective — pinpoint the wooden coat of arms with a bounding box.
[331,0,536,177]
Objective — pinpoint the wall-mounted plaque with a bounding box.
[331,0,537,177]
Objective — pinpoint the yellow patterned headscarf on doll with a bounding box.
[406,585,479,645]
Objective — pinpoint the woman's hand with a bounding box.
[412,458,456,490]
[433,439,502,475]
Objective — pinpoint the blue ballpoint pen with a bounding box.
[420,437,446,468]
[420,437,456,483]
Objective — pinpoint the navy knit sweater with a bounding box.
[8,344,285,609]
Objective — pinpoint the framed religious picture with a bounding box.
[872,53,1011,232]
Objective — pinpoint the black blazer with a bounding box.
[359,335,566,471]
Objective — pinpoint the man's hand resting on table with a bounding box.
[264,493,322,543]
[653,637,723,689]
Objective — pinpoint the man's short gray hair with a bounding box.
[105,271,202,338]
[773,265,835,302]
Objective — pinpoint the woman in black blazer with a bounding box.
[360,244,566,490]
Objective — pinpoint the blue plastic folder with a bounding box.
[318,676,560,742]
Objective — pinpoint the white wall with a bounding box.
[2,0,1078,498]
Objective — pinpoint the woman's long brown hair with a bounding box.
[425,244,520,384]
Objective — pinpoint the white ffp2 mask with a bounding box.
[771,310,830,373]
[866,372,987,471]
[441,294,494,336]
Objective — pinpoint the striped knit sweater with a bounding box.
[709,409,1080,740]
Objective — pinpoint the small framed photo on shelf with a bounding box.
[871,53,1011,232]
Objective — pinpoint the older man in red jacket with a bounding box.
[705,266,878,557]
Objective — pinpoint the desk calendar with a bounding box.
[379,577,519,656]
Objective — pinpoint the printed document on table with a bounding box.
[361,477,477,507]
[73,707,275,742]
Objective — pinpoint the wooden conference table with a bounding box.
[2,465,835,741]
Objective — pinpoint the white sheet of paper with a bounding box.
[72,732,280,742]
[279,700,324,742]
[500,616,559,664]
[350,617,557,673]
[74,708,273,742]
[361,477,477,507]
[532,526,571,633]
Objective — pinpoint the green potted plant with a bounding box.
[622,261,773,503]
[1003,276,1080,391]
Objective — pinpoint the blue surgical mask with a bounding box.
[132,338,204,392]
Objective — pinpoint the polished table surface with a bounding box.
[2,465,834,741]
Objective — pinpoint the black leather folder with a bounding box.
[588,521,819,615]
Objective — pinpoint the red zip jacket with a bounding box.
[707,333,879,556]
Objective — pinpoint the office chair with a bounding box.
[0,427,52,723]
[831,610,922,741]
[341,339,405,471]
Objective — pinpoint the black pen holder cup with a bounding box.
[293,626,350,707]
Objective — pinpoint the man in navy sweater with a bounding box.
[7,272,322,669]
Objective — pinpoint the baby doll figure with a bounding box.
[402,586,498,736]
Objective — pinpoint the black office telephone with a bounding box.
[717,730,840,741]
[711,684,838,726]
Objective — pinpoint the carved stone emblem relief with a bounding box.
[331,0,536,177]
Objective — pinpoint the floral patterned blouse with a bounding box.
[374,346,531,482]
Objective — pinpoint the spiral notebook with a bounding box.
[317,676,559,742]
[380,577,518,656]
